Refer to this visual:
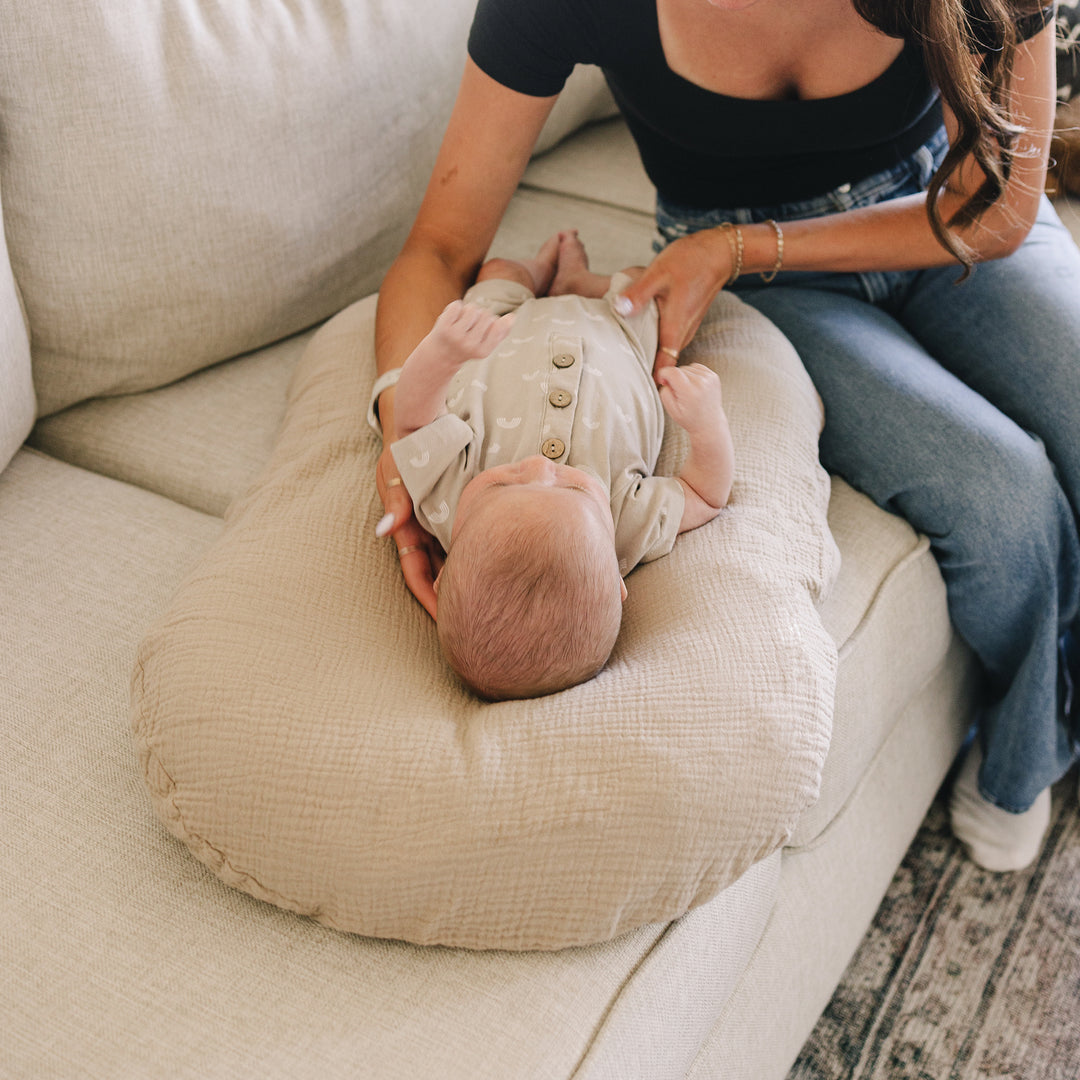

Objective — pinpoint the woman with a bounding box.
[372,0,1080,871]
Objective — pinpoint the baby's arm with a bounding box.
[656,363,734,533]
[394,300,513,439]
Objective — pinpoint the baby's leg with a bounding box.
[476,232,562,295]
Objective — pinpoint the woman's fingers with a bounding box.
[615,230,732,380]
[375,451,414,531]
[375,447,443,619]
[612,268,688,376]
[397,532,443,619]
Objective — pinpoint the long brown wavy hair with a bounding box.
[854,0,1045,269]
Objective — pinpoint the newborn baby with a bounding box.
[386,231,734,699]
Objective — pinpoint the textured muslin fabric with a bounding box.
[131,290,840,950]
[0,0,615,416]
[0,176,34,473]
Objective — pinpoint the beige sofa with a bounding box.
[4,3,1078,1077]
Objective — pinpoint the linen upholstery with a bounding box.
[131,290,839,951]
[687,643,974,1080]
[0,1,615,416]
[1,448,777,1080]
[792,480,957,846]
[0,177,33,473]
[31,330,313,517]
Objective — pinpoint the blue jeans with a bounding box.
[657,126,1080,812]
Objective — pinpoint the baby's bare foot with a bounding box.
[508,232,562,296]
[549,230,612,299]
[475,232,562,295]
[549,230,590,296]
[530,232,562,294]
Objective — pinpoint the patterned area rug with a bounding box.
[789,767,1080,1080]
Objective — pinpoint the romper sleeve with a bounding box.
[610,473,686,575]
[390,415,477,549]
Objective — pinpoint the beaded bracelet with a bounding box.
[760,219,784,283]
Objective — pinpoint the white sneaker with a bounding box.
[949,742,1051,872]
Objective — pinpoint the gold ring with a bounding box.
[397,545,422,558]
[385,476,404,489]
[659,346,680,360]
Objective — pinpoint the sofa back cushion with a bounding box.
[0,176,34,471]
[0,1,614,417]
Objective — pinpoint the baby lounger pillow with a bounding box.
[131,291,839,951]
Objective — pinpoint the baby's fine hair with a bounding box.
[437,509,623,700]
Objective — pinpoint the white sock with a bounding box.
[949,742,1051,872]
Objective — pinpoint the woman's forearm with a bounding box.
[374,61,558,379]
[373,244,479,440]
[375,246,475,376]
[728,185,1040,281]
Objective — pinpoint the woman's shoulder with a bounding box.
[468,0,643,96]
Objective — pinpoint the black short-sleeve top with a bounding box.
[468,0,1053,207]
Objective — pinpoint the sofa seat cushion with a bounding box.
[130,286,838,951]
[30,331,313,517]
[33,283,963,857]
[0,446,782,1079]
[794,479,960,846]
[522,115,658,216]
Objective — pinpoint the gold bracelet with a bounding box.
[718,221,743,285]
[760,219,784,283]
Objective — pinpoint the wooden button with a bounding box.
[541,438,566,460]
[552,353,575,368]
[548,389,572,408]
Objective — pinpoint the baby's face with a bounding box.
[452,455,614,545]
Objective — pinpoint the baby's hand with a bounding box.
[393,300,516,442]
[429,300,514,367]
[656,363,725,436]
[660,363,735,523]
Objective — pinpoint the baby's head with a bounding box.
[436,456,626,700]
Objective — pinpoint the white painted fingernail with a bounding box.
[613,295,633,316]
[375,512,394,538]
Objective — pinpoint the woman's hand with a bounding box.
[375,443,444,620]
[614,227,733,381]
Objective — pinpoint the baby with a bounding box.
[385,231,734,700]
